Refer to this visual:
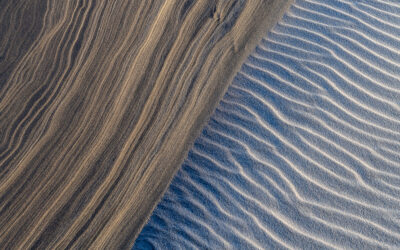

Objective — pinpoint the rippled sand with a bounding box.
[135,0,400,249]
[0,1,292,248]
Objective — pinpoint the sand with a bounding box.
[135,0,400,248]
[0,0,292,248]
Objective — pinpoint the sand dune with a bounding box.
[0,0,292,248]
[135,0,400,248]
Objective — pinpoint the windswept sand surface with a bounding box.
[135,0,400,249]
[0,0,291,248]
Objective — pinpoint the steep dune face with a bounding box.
[135,0,400,249]
[0,0,292,248]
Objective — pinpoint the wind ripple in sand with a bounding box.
[134,0,400,249]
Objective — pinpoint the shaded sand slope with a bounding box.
[135,0,400,249]
[0,0,292,248]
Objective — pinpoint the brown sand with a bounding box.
[0,0,292,248]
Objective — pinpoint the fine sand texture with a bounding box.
[135,0,400,249]
[0,0,292,249]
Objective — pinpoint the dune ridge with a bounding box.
[135,0,400,249]
[0,0,292,248]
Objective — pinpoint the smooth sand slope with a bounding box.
[135,0,400,249]
[0,0,292,249]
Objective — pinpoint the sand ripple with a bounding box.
[134,0,400,249]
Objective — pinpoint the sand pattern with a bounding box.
[135,0,400,249]
[0,0,292,248]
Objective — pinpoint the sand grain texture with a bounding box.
[0,0,291,249]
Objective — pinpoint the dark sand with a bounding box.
[0,0,292,248]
